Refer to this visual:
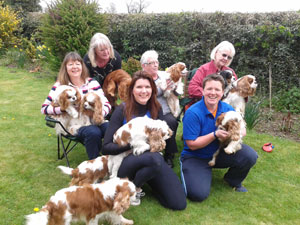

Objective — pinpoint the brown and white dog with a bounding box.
[157,62,187,117]
[108,116,173,178]
[25,177,137,225]
[51,85,81,135]
[102,69,132,107]
[80,92,105,125]
[208,111,246,166]
[57,156,109,186]
[223,75,257,117]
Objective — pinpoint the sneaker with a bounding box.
[234,186,248,192]
[130,198,141,206]
[131,188,145,206]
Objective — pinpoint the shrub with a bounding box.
[39,0,108,70]
[272,86,300,113]
[0,1,21,52]
[244,99,262,130]
[121,57,141,75]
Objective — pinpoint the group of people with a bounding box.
[41,33,257,210]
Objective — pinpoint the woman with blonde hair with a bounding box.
[83,33,122,86]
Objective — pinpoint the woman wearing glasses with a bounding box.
[188,41,237,100]
[140,50,179,168]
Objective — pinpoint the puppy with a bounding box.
[25,177,137,225]
[102,69,132,107]
[108,116,173,178]
[57,155,109,186]
[51,85,81,135]
[218,70,236,98]
[208,111,246,166]
[223,75,258,117]
[157,62,187,117]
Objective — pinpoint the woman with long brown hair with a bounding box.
[102,71,186,210]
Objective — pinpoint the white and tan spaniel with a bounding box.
[57,155,109,186]
[102,69,132,107]
[108,116,173,178]
[157,62,187,117]
[223,75,257,117]
[25,177,137,225]
[51,85,81,135]
[208,111,246,166]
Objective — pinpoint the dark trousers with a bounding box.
[118,151,186,210]
[180,144,258,202]
[162,113,178,154]
[77,122,109,159]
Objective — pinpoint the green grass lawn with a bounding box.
[0,66,299,225]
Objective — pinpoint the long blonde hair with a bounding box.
[87,33,115,67]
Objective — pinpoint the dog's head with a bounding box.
[167,62,187,83]
[233,75,258,98]
[57,86,81,111]
[219,70,235,87]
[80,92,104,125]
[112,178,137,214]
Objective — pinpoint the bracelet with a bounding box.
[213,131,217,138]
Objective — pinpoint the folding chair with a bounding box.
[45,116,83,167]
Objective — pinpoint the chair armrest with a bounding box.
[45,116,73,137]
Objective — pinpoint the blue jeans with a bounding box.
[180,144,258,202]
[77,122,109,159]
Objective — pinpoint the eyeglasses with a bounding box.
[221,53,233,60]
[145,61,159,65]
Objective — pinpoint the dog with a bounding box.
[25,177,137,225]
[208,111,246,166]
[102,69,132,107]
[108,116,173,178]
[57,155,109,186]
[218,70,236,98]
[157,62,187,117]
[222,75,258,117]
[51,85,81,135]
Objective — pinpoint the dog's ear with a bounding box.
[216,113,225,126]
[92,95,104,124]
[58,90,69,111]
[75,89,81,104]
[113,185,131,215]
[79,95,86,112]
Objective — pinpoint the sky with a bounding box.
[40,0,300,13]
[97,0,300,13]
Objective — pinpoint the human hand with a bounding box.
[215,129,229,142]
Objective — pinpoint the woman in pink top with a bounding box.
[188,41,238,100]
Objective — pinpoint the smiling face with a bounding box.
[142,57,159,78]
[66,60,82,79]
[95,44,110,61]
[203,80,224,108]
[214,48,233,69]
[132,78,152,105]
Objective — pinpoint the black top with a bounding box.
[102,103,164,155]
[83,49,122,86]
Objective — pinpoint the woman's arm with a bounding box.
[102,105,131,155]
[41,82,64,115]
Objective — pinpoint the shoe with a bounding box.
[234,186,248,192]
[164,153,174,168]
[131,188,145,206]
[130,198,141,206]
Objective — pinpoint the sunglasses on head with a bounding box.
[221,53,233,60]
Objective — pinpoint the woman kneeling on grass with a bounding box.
[102,71,186,210]
[180,73,258,202]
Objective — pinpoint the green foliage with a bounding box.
[1,46,29,68]
[121,57,142,75]
[272,86,300,113]
[244,99,262,130]
[0,1,21,51]
[4,0,42,13]
[39,0,108,70]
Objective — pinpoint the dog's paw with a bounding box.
[224,147,234,154]
[208,159,215,166]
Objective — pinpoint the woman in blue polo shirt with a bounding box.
[180,73,257,202]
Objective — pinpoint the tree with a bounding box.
[126,0,150,14]
[4,0,42,13]
[39,0,108,69]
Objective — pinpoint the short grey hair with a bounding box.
[87,33,115,67]
[140,50,159,65]
[210,41,235,66]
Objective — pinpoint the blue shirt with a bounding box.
[181,98,235,159]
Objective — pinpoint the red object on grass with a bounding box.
[262,143,274,152]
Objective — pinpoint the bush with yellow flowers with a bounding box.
[0,1,21,52]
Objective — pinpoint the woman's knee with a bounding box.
[187,188,210,202]
[241,145,258,167]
